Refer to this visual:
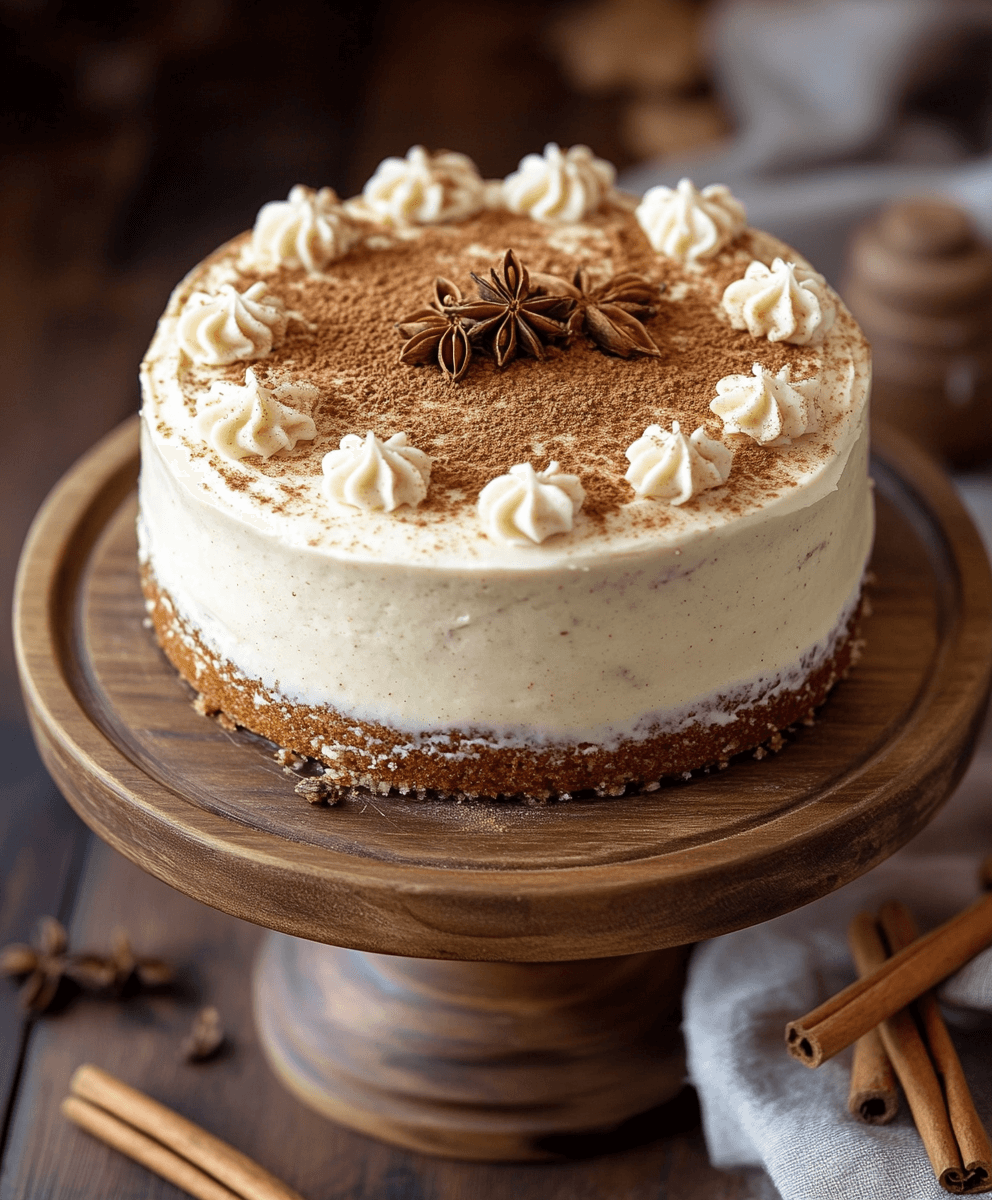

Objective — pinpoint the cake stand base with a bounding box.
[253,935,688,1161]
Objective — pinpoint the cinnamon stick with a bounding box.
[879,901,992,1193]
[62,1096,241,1200]
[68,1065,304,1200]
[786,892,992,1067]
[847,1026,898,1125]
[848,912,966,1191]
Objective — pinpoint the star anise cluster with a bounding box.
[0,918,173,1014]
[396,249,663,382]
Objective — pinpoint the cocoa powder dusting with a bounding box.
[209,209,836,518]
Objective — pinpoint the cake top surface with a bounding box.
[140,148,870,568]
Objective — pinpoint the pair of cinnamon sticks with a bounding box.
[786,890,992,1069]
[845,902,991,1194]
[786,883,992,1193]
[63,1065,304,1200]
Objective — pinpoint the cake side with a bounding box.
[141,565,866,799]
[137,419,870,742]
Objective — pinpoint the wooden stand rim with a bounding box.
[13,417,992,961]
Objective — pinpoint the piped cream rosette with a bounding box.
[503,143,615,223]
[478,462,585,545]
[362,146,486,226]
[722,258,836,346]
[322,431,432,512]
[710,364,821,447]
[197,369,318,460]
[178,282,292,366]
[624,421,733,505]
[251,185,359,272]
[635,179,745,262]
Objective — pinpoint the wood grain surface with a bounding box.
[254,935,689,1161]
[13,418,992,961]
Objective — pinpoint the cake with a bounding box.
[138,145,873,801]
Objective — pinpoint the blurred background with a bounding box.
[4,0,992,937]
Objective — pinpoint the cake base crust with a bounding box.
[143,566,865,801]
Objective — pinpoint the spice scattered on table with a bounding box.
[0,916,72,1013]
[0,917,172,1013]
[182,1006,225,1062]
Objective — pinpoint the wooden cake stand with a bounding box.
[13,418,992,1162]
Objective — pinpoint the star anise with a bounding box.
[533,268,662,358]
[181,1005,226,1062]
[397,277,474,382]
[101,928,174,995]
[0,916,70,1013]
[1,920,173,1013]
[452,248,572,368]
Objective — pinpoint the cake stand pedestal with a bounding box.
[14,419,992,1161]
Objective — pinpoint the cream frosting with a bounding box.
[634,179,746,261]
[710,363,821,446]
[322,432,432,512]
[197,369,318,459]
[477,462,586,545]
[624,421,733,504]
[722,258,836,345]
[362,146,485,226]
[177,282,291,366]
[503,143,615,223]
[251,185,359,272]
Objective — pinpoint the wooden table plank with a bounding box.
[0,836,771,1199]
[0,720,90,1143]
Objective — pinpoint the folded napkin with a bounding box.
[684,734,992,1200]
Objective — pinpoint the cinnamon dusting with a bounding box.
[167,210,865,520]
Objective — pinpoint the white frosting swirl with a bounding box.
[722,258,836,345]
[503,143,615,223]
[710,363,821,446]
[634,179,745,261]
[251,185,359,271]
[362,146,485,226]
[198,369,318,459]
[322,432,432,512]
[478,462,585,545]
[178,282,290,366]
[624,421,733,505]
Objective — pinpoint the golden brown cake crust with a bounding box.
[143,565,864,801]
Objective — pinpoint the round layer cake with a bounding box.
[138,145,873,800]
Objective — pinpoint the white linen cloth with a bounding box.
[684,477,992,1200]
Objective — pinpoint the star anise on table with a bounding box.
[181,1005,226,1062]
[0,917,71,1014]
[532,268,663,358]
[452,248,572,368]
[101,928,174,995]
[397,277,474,382]
[0,919,173,1014]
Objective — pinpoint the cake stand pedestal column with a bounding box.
[14,418,992,1162]
[255,938,688,1160]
